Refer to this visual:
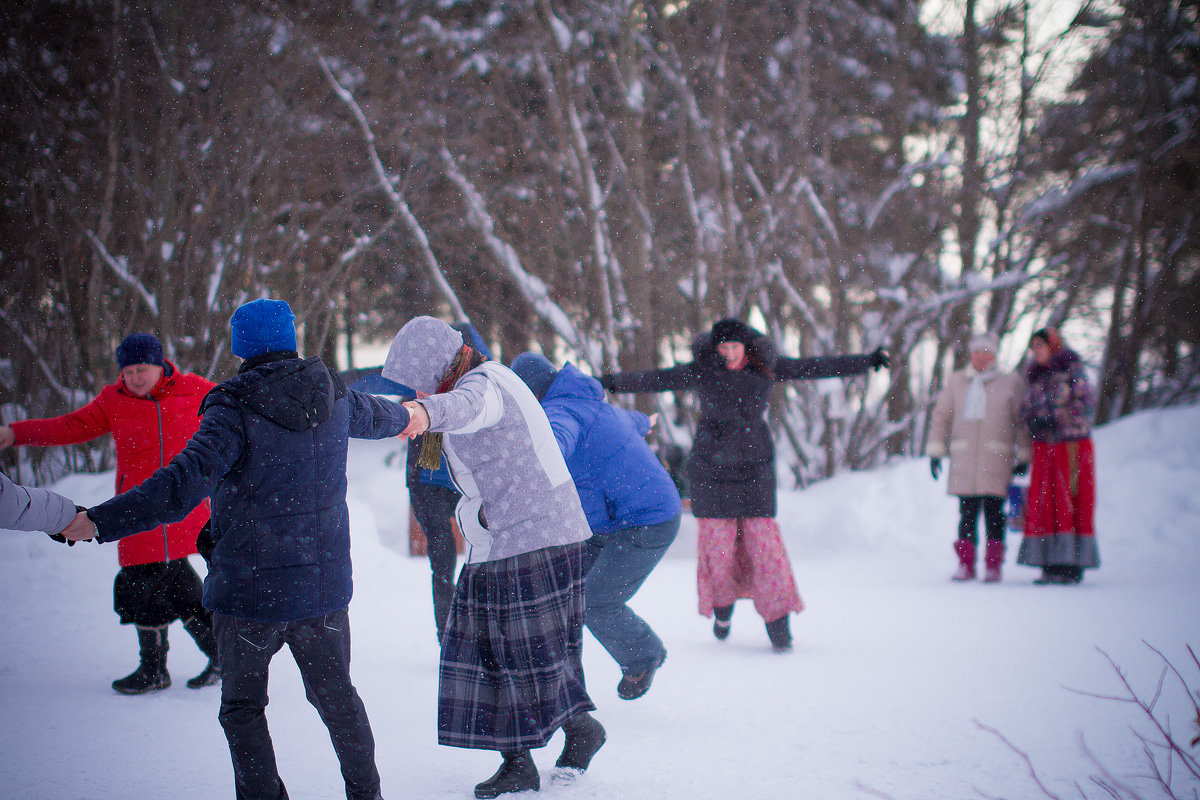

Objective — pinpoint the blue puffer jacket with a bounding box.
[89,354,410,622]
[541,364,681,535]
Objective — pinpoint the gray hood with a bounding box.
[382,316,464,395]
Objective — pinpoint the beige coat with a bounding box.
[928,368,1031,497]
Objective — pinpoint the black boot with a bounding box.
[474,751,539,799]
[555,711,606,772]
[182,615,221,689]
[112,625,171,695]
[765,615,793,653]
[712,604,733,641]
[617,650,666,700]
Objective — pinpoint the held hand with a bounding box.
[0,425,14,450]
[1012,462,1029,477]
[400,401,430,439]
[929,457,942,480]
[61,510,97,543]
[869,347,890,371]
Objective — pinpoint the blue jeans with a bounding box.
[581,514,680,675]
[213,608,381,800]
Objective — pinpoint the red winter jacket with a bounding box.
[11,363,215,567]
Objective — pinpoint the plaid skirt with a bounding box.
[438,542,595,751]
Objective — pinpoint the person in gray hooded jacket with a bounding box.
[383,316,605,800]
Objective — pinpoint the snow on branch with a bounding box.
[0,309,90,407]
[988,162,1138,255]
[797,178,841,246]
[440,147,596,368]
[84,230,159,317]
[313,48,469,323]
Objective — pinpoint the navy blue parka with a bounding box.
[88,353,410,622]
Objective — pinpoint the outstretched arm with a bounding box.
[600,364,695,394]
[346,389,410,440]
[774,348,887,381]
[6,398,111,448]
[0,473,77,534]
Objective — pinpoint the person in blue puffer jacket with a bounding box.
[511,352,681,702]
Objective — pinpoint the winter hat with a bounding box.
[511,352,558,400]
[969,332,1000,355]
[115,333,166,370]
[711,318,752,346]
[230,298,297,359]
[1030,327,1064,355]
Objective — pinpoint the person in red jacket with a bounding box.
[0,333,220,694]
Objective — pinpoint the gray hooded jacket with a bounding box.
[382,317,591,564]
[1,473,76,534]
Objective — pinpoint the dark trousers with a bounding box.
[581,515,680,675]
[409,481,460,637]
[957,495,1006,545]
[114,558,208,627]
[212,608,381,800]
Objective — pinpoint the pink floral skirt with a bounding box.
[696,517,804,622]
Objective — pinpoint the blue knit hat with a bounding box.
[230,299,297,359]
[115,333,166,369]
[511,352,558,400]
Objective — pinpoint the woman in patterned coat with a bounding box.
[1017,327,1100,584]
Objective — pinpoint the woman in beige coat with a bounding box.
[928,333,1031,582]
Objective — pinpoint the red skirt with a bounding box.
[1016,438,1100,568]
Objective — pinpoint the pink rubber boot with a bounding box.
[952,539,976,581]
[983,540,1005,583]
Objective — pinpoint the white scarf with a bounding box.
[963,367,998,421]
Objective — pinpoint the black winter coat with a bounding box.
[90,354,410,622]
[603,322,874,519]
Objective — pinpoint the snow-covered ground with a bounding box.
[2,404,1198,800]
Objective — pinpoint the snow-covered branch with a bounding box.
[0,309,90,407]
[84,230,159,317]
[440,147,595,368]
[312,48,469,322]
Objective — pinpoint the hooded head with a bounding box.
[231,299,297,359]
[115,333,166,370]
[382,316,464,395]
[510,352,558,400]
[1030,327,1064,355]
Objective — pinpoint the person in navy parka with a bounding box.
[63,299,410,800]
[512,353,682,702]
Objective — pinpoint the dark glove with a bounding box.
[869,347,890,371]
[1027,415,1056,435]
[1012,462,1028,477]
[930,457,942,480]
